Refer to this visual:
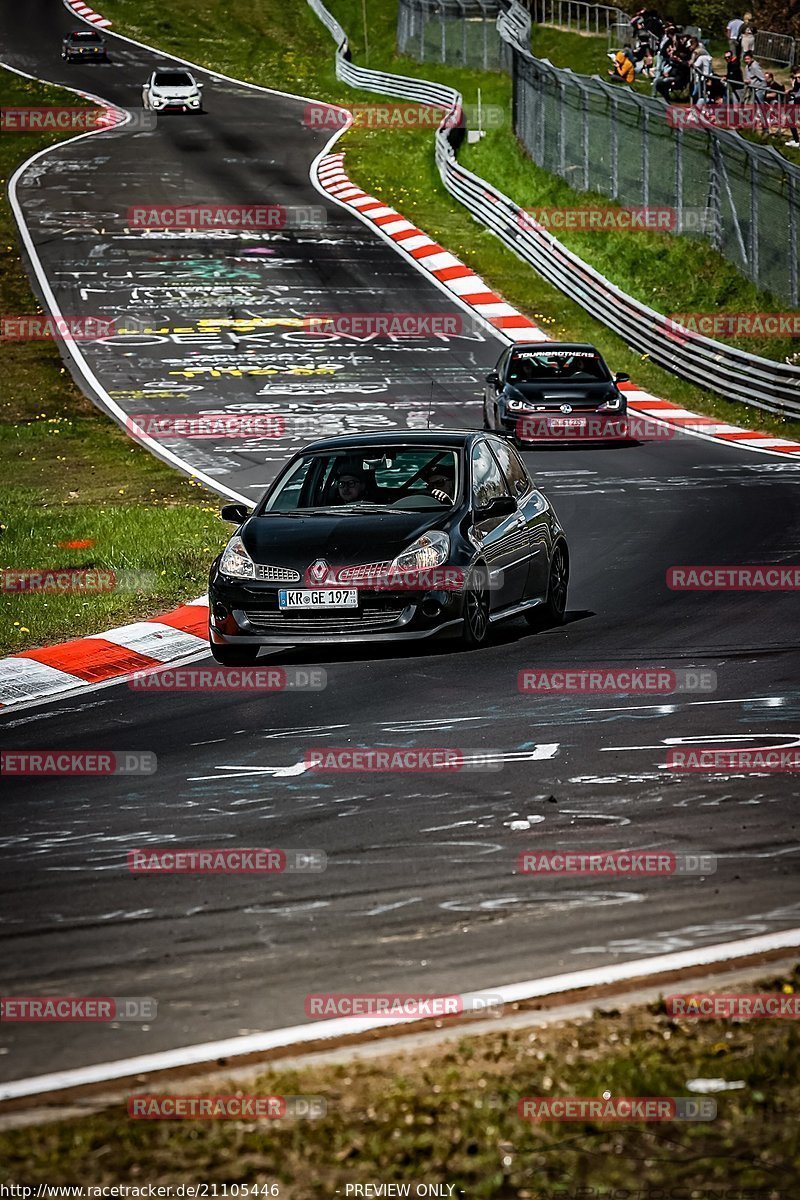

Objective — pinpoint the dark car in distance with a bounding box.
[483,342,630,445]
[62,30,108,61]
[208,432,569,661]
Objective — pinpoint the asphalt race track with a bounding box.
[1,0,799,1085]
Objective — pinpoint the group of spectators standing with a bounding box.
[607,7,800,149]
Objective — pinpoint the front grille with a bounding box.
[241,604,409,634]
[254,564,301,582]
[335,561,392,583]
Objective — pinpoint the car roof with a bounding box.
[297,430,486,453]
[509,341,601,354]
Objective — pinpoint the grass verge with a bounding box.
[1,966,797,1191]
[98,0,799,439]
[0,69,228,657]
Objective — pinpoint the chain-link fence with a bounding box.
[514,55,799,304]
[397,0,800,305]
[397,0,505,69]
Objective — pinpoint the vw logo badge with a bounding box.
[559,404,573,414]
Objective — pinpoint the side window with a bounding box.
[496,348,511,381]
[490,439,530,499]
[471,441,511,509]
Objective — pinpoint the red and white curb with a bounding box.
[316,152,800,458]
[62,0,112,28]
[0,599,209,710]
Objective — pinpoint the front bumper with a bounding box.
[208,579,466,645]
[504,411,629,443]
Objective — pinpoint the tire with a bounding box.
[209,640,261,665]
[461,563,491,648]
[525,542,568,628]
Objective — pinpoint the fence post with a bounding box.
[709,136,723,250]
[610,93,619,199]
[642,105,649,209]
[674,126,683,234]
[582,86,590,190]
[749,154,759,283]
[559,77,566,176]
[440,0,446,63]
[420,0,426,60]
[790,173,798,307]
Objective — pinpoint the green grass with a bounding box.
[1,967,797,1191]
[98,0,799,441]
[0,69,228,656]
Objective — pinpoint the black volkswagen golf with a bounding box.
[483,342,630,444]
[208,432,569,661]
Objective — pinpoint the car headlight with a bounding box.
[219,535,255,579]
[390,530,450,573]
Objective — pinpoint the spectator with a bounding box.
[652,24,677,92]
[785,66,800,147]
[743,51,767,101]
[691,48,714,104]
[726,13,744,54]
[655,47,690,101]
[687,36,710,65]
[723,49,744,102]
[764,71,785,104]
[739,14,756,56]
[633,43,655,77]
[609,45,636,84]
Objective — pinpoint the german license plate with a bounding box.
[278,589,358,609]
[550,417,586,427]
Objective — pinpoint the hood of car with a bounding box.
[151,85,198,96]
[238,511,445,569]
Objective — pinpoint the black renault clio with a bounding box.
[208,431,569,662]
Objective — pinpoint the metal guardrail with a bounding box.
[308,0,800,418]
[529,0,629,36]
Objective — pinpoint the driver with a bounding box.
[422,461,456,504]
[333,460,371,504]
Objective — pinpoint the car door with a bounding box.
[488,438,551,599]
[470,440,529,610]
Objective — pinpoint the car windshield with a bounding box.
[71,31,102,41]
[261,447,461,513]
[507,349,610,385]
[154,72,194,86]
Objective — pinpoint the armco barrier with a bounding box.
[308,0,800,418]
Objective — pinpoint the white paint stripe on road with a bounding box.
[1,929,797,1101]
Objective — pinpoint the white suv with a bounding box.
[142,68,203,113]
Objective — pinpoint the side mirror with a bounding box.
[196,82,204,88]
[476,493,516,519]
[614,372,630,383]
[220,502,250,524]
[485,370,500,385]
